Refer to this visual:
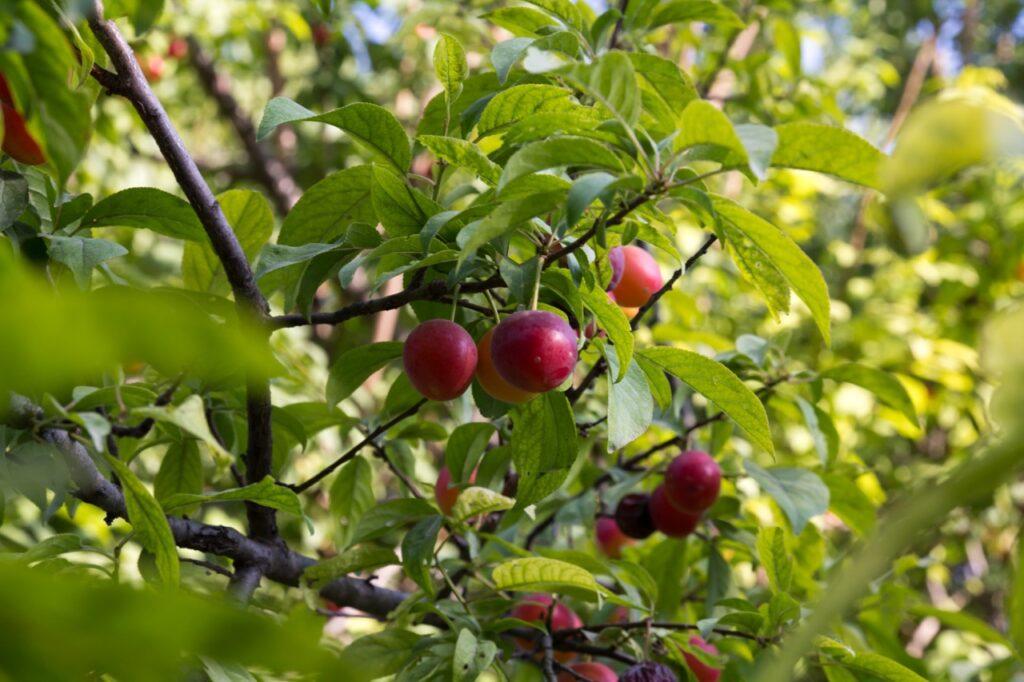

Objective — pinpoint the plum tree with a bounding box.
[609,245,663,307]
[664,451,721,512]
[682,636,721,682]
[649,486,701,538]
[595,516,633,559]
[475,326,537,404]
[402,319,477,400]
[490,310,578,393]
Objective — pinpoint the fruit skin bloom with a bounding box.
[475,326,537,404]
[491,310,578,393]
[402,319,477,400]
[664,451,721,512]
[607,246,625,290]
[620,661,678,681]
[610,244,663,307]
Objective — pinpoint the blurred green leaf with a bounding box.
[183,190,273,295]
[745,462,829,534]
[326,342,403,405]
[822,363,917,424]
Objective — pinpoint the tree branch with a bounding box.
[227,563,263,603]
[286,399,427,494]
[88,1,278,547]
[186,35,300,215]
[269,276,503,329]
[30,414,407,618]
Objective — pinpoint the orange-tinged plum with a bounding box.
[435,465,476,515]
[595,516,633,559]
[608,291,639,320]
[664,451,721,513]
[650,486,700,538]
[491,310,578,393]
[476,326,537,404]
[511,593,583,663]
[558,661,618,682]
[611,245,663,307]
[682,636,721,682]
[0,74,45,166]
[402,319,477,400]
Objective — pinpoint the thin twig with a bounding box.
[287,399,427,494]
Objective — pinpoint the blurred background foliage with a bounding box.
[1,0,1024,680]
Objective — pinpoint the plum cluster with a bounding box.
[609,451,722,542]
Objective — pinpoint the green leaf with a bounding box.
[301,545,398,589]
[434,33,468,97]
[457,191,566,258]
[492,557,604,600]
[80,188,205,241]
[452,629,499,682]
[46,236,127,289]
[716,217,791,318]
[162,476,304,519]
[510,392,579,507]
[735,124,779,180]
[757,526,793,593]
[498,137,623,190]
[745,461,829,534]
[772,122,885,189]
[451,487,515,522]
[566,172,642,228]
[523,0,585,31]
[0,171,29,230]
[629,53,698,137]
[278,165,375,246]
[476,84,573,138]
[491,37,534,84]
[822,363,918,424]
[18,534,82,564]
[580,285,634,381]
[675,100,748,168]
[648,0,745,29]
[154,439,203,503]
[329,456,375,547]
[711,196,831,345]
[104,454,179,588]
[134,395,231,465]
[562,51,641,126]
[823,473,876,537]
[417,135,501,185]
[339,630,422,679]
[445,422,497,482]
[796,397,839,465]
[636,353,673,410]
[840,653,927,682]
[402,516,443,594]
[606,356,654,452]
[640,346,774,455]
[351,498,436,544]
[255,242,349,280]
[372,165,441,237]
[484,6,558,36]
[326,342,404,405]
[257,99,411,174]
[182,190,273,294]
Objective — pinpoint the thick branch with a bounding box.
[87,5,268,317]
[89,1,278,548]
[37,419,407,618]
[186,35,300,215]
